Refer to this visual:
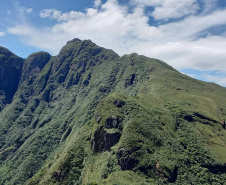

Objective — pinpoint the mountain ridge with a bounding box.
[0,38,226,185]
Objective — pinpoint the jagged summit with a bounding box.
[0,39,226,185]
[25,51,51,71]
[61,38,119,58]
[66,38,82,44]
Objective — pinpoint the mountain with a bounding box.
[0,38,226,185]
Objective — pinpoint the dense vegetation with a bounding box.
[0,38,226,185]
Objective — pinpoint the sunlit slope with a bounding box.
[0,39,225,185]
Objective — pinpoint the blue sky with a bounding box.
[0,0,226,87]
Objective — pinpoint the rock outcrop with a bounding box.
[91,126,121,152]
[117,147,139,170]
[125,74,136,88]
[105,117,122,129]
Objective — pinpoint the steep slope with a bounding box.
[0,47,24,111]
[0,39,225,185]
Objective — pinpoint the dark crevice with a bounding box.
[125,74,136,88]
[202,164,226,174]
[194,112,218,124]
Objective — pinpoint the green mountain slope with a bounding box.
[0,46,24,111]
[0,39,226,185]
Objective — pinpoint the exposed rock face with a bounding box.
[125,74,136,88]
[105,117,122,129]
[117,147,139,170]
[91,127,121,152]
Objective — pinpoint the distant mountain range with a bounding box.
[0,38,226,185]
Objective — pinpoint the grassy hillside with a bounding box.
[0,39,226,185]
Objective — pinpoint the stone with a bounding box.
[91,127,121,152]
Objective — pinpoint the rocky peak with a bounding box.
[66,38,82,44]
[26,52,51,71]
[20,52,51,84]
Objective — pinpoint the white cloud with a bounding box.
[7,0,226,86]
[131,0,199,20]
[0,32,5,36]
[148,36,226,71]
[25,8,33,14]
[8,25,36,36]
[158,9,226,40]
[201,0,217,14]
[94,0,102,8]
[40,9,85,21]
[15,3,33,16]
[152,0,199,20]
[130,0,163,7]
[9,3,34,22]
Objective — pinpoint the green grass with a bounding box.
[0,39,226,184]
